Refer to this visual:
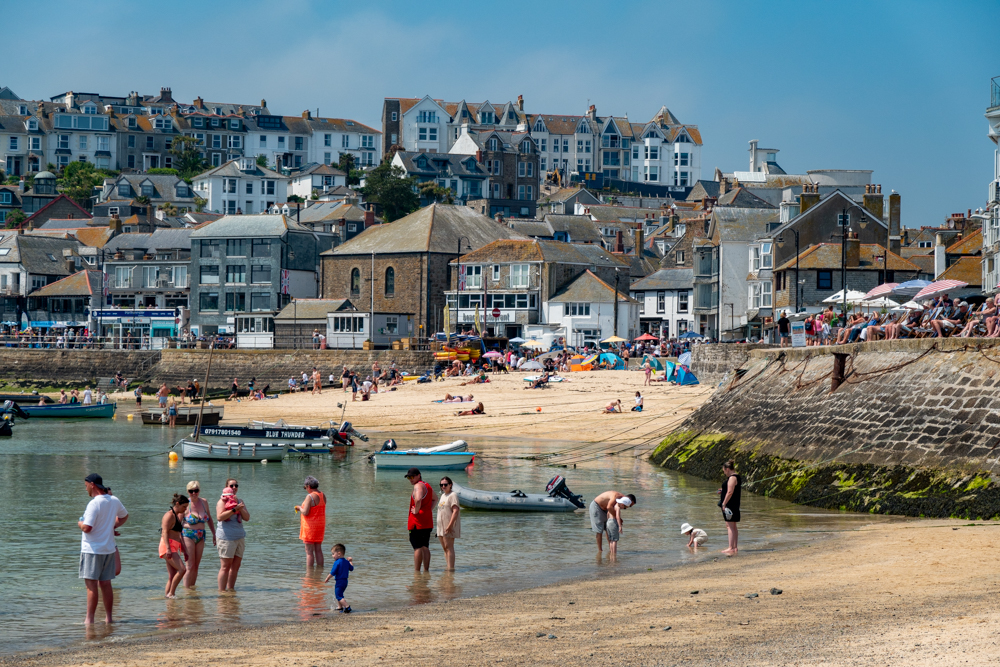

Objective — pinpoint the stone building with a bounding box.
[102,229,193,311]
[320,204,524,338]
[449,127,541,218]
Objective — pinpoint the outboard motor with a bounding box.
[546,475,585,508]
[2,400,28,420]
[379,438,398,452]
[341,421,369,442]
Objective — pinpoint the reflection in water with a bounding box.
[216,592,241,623]
[407,572,434,605]
[437,572,462,601]
[84,623,116,643]
[296,571,330,620]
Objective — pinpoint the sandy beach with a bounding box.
[6,519,996,667]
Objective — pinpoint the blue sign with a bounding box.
[90,309,176,318]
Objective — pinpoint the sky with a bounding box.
[5,0,998,227]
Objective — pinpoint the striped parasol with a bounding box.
[862,283,899,301]
[913,280,969,301]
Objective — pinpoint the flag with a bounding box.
[280,269,290,295]
[474,304,481,334]
[458,263,466,290]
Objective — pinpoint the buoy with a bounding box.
[261,459,268,465]
[126,413,134,421]
[168,451,178,461]
[536,407,541,412]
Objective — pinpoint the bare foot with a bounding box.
[166,593,176,599]
[721,548,734,555]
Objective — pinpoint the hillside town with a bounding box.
[0,81,989,350]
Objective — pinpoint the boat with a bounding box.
[142,404,224,426]
[196,424,332,446]
[452,476,585,512]
[370,450,475,470]
[0,419,12,437]
[21,402,117,418]
[250,419,369,442]
[373,438,468,454]
[0,393,52,404]
[178,439,288,462]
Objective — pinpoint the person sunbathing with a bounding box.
[441,394,473,403]
[931,300,967,337]
[602,399,622,413]
[958,298,994,337]
[460,372,489,386]
[456,402,485,416]
[524,372,550,389]
[835,314,865,344]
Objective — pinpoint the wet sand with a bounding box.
[7,520,997,666]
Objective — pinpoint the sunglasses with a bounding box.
[229,483,238,488]
[190,488,200,493]
[439,483,451,488]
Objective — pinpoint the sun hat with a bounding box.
[680,523,693,534]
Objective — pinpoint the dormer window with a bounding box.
[118,182,132,198]
[154,117,171,130]
[18,105,27,115]
[239,157,256,172]
[520,140,531,154]
[213,107,222,115]
[488,138,498,151]
[534,120,544,132]
[82,103,97,115]
[481,111,495,125]
[128,116,136,128]
[211,118,220,127]
[26,119,37,130]
[193,118,204,128]
[142,183,154,197]
[229,119,240,130]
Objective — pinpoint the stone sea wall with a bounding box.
[690,343,772,385]
[651,338,1000,519]
[0,349,160,386]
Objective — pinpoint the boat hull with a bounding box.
[198,425,329,442]
[371,451,474,470]
[452,483,581,512]
[179,439,288,461]
[21,402,117,418]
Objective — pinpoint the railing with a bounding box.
[992,76,1000,110]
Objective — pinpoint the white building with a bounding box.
[40,99,115,171]
[529,270,638,349]
[191,158,288,215]
[630,268,694,339]
[243,111,379,172]
[984,76,1000,294]
[288,163,348,200]
[0,112,45,176]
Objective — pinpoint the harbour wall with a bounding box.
[0,348,435,389]
[690,343,771,384]
[651,338,1000,519]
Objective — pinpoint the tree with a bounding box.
[337,153,361,186]
[418,180,454,205]
[287,194,304,203]
[59,161,115,208]
[256,154,268,167]
[169,135,207,179]
[4,209,25,229]
[359,160,418,222]
[193,196,207,213]
[147,168,179,176]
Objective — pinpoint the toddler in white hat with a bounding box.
[681,523,707,548]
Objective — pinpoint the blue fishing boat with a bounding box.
[21,402,117,418]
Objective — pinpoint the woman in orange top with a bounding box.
[296,476,326,567]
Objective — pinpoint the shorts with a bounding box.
[80,552,116,581]
[692,535,707,546]
[159,538,183,559]
[722,507,741,523]
[217,537,246,560]
[159,396,167,406]
[589,500,608,534]
[334,580,348,601]
[408,527,432,550]
[605,516,620,543]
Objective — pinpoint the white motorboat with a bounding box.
[370,450,475,470]
[178,439,288,462]
[375,438,467,454]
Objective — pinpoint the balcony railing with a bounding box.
[992,76,1000,111]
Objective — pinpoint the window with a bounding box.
[127,155,135,168]
[324,152,331,165]
[817,271,833,290]
[226,264,246,283]
[361,135,374,148]
[384,266,395,296]
[293,136,303,151]
[200,240,220,258]
[602,151,620,166]
[632,145,640,160]
[259,134,267,147]
[199,291,219,311]
[229,119,240,130]
[250,265,271,283]
[761,242,772,269]
[278,136,285,146]
[250,292,271,312]
[492,264,500,281]
[674,171,690,186]
[142,266,160,288]
[342,134,350,148]
[29,136,40,151]
[173,266,188,287]
[223,178,236,194]
[645,145,659,160]
[676,250,685,265]
[510,264,530,288]
[79,136,88,151]
[200,265,220,284]
[761,281,772,307]
[678,292,689,313]
[58,134,69,150]
[568,302,591,316]
[350,268,360,295]
[8,137,17,151]
[464,265,481,289]
[539,139,547,151]
[0,192,9,205]
[261,180,275,196]
[250,239,271,257]
[552,138,559,153]
[518,185,526,200]
[644,166,658,182]
[141,182,154,197]
[540,157,547,171]
[224,239,248,256]
[562,139,569,152]
[226,291,247,312]
[636,292,645,314]
[518,162,526,178]
[391,111,397,122]
[657,291,666,313]
[245,181,253,195]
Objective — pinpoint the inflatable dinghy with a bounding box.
[453,475,584,512]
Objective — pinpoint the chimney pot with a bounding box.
[303,110,311,119]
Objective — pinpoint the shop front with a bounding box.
[90,309,181,349]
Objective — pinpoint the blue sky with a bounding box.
[5,0,997,226]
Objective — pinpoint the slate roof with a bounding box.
[768,190,885,240]
[292,163,348,178]
[543,215,604,243]
[104,233,153,252]
[29,270,103,298]
[452,239,629,268]
[774,244,921,272]
[394,151,486,178]
[584,204,655,222]
[146,228,194,251]
[937,256,982,285]
[548,270,637,304]
[105,174,194,202]
[711,208,780,243]
[27,226,115,248]
[298,202,367,224]
[22,195,92,229]
[545,187,591,203]
[630,268,695,291]
[0,234,81,275]
[326,204,524,255]
[275,298,356,320]
[685,180,721,202]
[945,228,982,255]
[192,160,286,181]
[907,254,935,275]
[190,214,310,238]
[716,187,775,209]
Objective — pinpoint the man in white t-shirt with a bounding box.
[82,386,93,405]
[79,473,128,624]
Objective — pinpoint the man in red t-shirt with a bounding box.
[405,468,435,572]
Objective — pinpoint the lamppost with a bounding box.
[830,205,868,319]
[613,268,621,338]
[285,244,296,347]
[454,236,472,338]
[776,229,799,315]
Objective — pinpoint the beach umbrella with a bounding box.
[634,333,658,342]
[891,300,924,312]
[508,336,526,344]
[678,331,704,339]
[601,335,627,343]
[483,350,502,359]
[822,289,868,304]
[520,360,544,371]
[862,283,899,301]
[862,297,899,308]
[521,339,546,349]
[913,280,969,301]
[677,351,692,368]
[889,279,932,298]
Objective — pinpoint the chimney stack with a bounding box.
[889,190,901,254]
[194,96,204,110]
[587,104,596,120]
[863,183,884,221]
[302,110,311,119]
[261,99,267,108]
[845,232,861,268]
[517,95,524,112]
[798,183,820,213]
[934,232,946,278]
[634,224,644,257]
[364,205,375,228]
[615,229,624,253]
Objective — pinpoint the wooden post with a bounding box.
[831,352,847,392]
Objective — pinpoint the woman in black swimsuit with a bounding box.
[719,460,741,555]
[159,494,189,598]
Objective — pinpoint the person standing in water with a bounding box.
[159,494,188,598]
[405,468,434,572]
[719,460,742,555]
[296,476,326,567]
[182,480,216,588]
[589,491,635,554]
[79,474,128,625]
[436,477,460,571]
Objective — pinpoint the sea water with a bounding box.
[0,416,900,654]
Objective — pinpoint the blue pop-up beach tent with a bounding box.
[641,354,664,371]
[674,366,700,385]
[597,352,626,370]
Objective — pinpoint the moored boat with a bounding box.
[178,439,288,461]
[370,450,475,470]
[21,402,116,418]
[196,424,332,446]
[142,404,224,426]
[452,476,585,512]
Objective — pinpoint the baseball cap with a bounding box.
[404,467,421,478]
[84,473,107,490]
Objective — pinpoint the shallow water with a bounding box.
[0,416,898,654]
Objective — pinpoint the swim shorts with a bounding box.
[605,516,620,543]
[408,527,432,550]
[589,500,608,534]
[79,552,116,581]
